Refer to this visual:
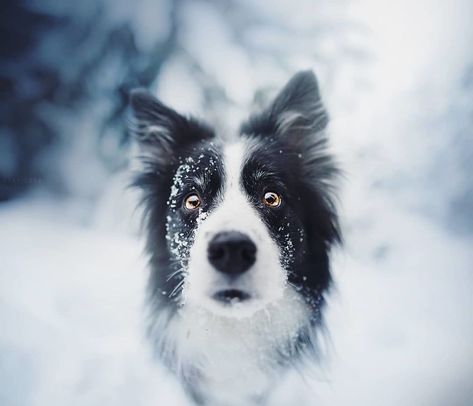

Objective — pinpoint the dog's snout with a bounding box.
[208,231,256,275]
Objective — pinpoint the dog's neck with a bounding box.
[151,288,309,405]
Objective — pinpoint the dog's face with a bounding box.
[131,71,340,321]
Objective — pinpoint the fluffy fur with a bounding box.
[129,70,341,405]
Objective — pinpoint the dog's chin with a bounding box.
[185,288,276,318]
[212,288,252,305]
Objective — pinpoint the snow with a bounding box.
[1,0,473,404]
[0,195,188,406]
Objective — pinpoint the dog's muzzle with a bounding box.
[207,231,257,304]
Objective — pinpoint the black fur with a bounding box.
[130,90,222,311]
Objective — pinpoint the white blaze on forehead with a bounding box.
[216,140,265,239]
[223,142,246,192]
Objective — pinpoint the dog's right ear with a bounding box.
[128,89,214,166]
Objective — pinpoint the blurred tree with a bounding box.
[0,0,178,200]
[0,0,63,200]
[0,0,364,201]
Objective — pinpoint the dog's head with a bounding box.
[130,71,340,321]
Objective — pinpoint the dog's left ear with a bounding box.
[271,70,328,137]
[241,70,328,140]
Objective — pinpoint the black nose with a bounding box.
[208,231,257,275]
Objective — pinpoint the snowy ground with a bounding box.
[1,0,473,405]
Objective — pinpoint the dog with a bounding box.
[129,70,341,405]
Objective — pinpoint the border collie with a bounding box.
[129,70,341,405]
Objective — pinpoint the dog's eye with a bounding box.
[184,193,201,211]
[263,191,281,208]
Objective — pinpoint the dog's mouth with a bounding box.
[212,289,251,305]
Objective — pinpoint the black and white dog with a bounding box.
[129,70,341,405]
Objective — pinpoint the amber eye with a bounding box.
[184,193,201,210]
[263,191,282,208]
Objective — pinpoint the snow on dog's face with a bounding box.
[130,71,340,322]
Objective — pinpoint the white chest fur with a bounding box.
[159,288,308,405]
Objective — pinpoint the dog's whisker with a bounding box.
[169,279,185,298]
[286,281,299,291]
[166,267,185,282]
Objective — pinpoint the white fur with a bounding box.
[151,288,308,405]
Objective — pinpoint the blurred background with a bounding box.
[1,0,472,405]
